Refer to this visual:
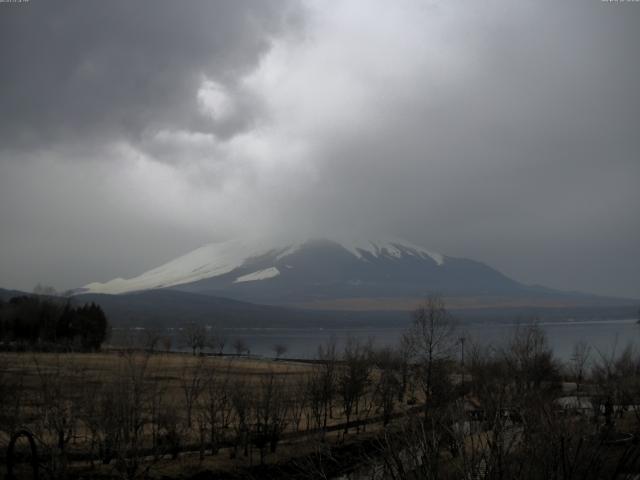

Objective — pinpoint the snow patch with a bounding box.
[337,238,444,266]
[81,239,272,294]
[234,267,280,283]
[275,244,300,260]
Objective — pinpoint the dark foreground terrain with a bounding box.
[3,299,640,479]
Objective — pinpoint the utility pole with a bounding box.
[459,336,465,390]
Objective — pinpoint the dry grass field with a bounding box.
[0,350,408,479]
[4,321,640,479]
[0,351,315,390]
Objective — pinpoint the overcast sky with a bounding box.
[0,0,638,298]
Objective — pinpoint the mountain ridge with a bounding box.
[80,237,523,302]
[76,237,639,310]
[80,237,448,295]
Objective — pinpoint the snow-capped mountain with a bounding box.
[81,237,527,305]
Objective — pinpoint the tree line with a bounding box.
[0,294,110,351]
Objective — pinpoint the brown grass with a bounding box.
[0,351,401,478]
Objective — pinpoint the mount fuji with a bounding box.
[79,237,552,308]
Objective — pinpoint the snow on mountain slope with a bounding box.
[82,239,272,294]
[234,267,280,283]
[343,238,444,265]
[80,237,446,295]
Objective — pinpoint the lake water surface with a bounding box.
[221,318,640,362]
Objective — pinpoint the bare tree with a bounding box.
[569,340,591,393]
[230,376,252,459]
[199,363,234,455]
[77,351,164,479]
[404,294,457,412]
[273,343,288,360]
[395,337,412,403]
[0,355,25,441]
[179,357,206,429]
[377,339,640,480]
[288,374,309,433]
[372,348,400,425]
[108,352,173,480]
[306,370,326,432]
[181,323,208,356]
[31,354,85,477]
[591,342,639,428]
[142,328,163,353]
[233,338,248,356]
[252,370,289,463]
[316,336,338,429]
[209,329,227,355]
[375,408,461,480]
[338,337,372,433]
[504,323,558,394]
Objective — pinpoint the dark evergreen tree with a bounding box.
[0,296,109,351]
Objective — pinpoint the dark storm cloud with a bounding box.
[0,0,302,288]
[0,0,298,148]
[0,0,638,298]
[239,0,640,298]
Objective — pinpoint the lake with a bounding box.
[219,318,640,362]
